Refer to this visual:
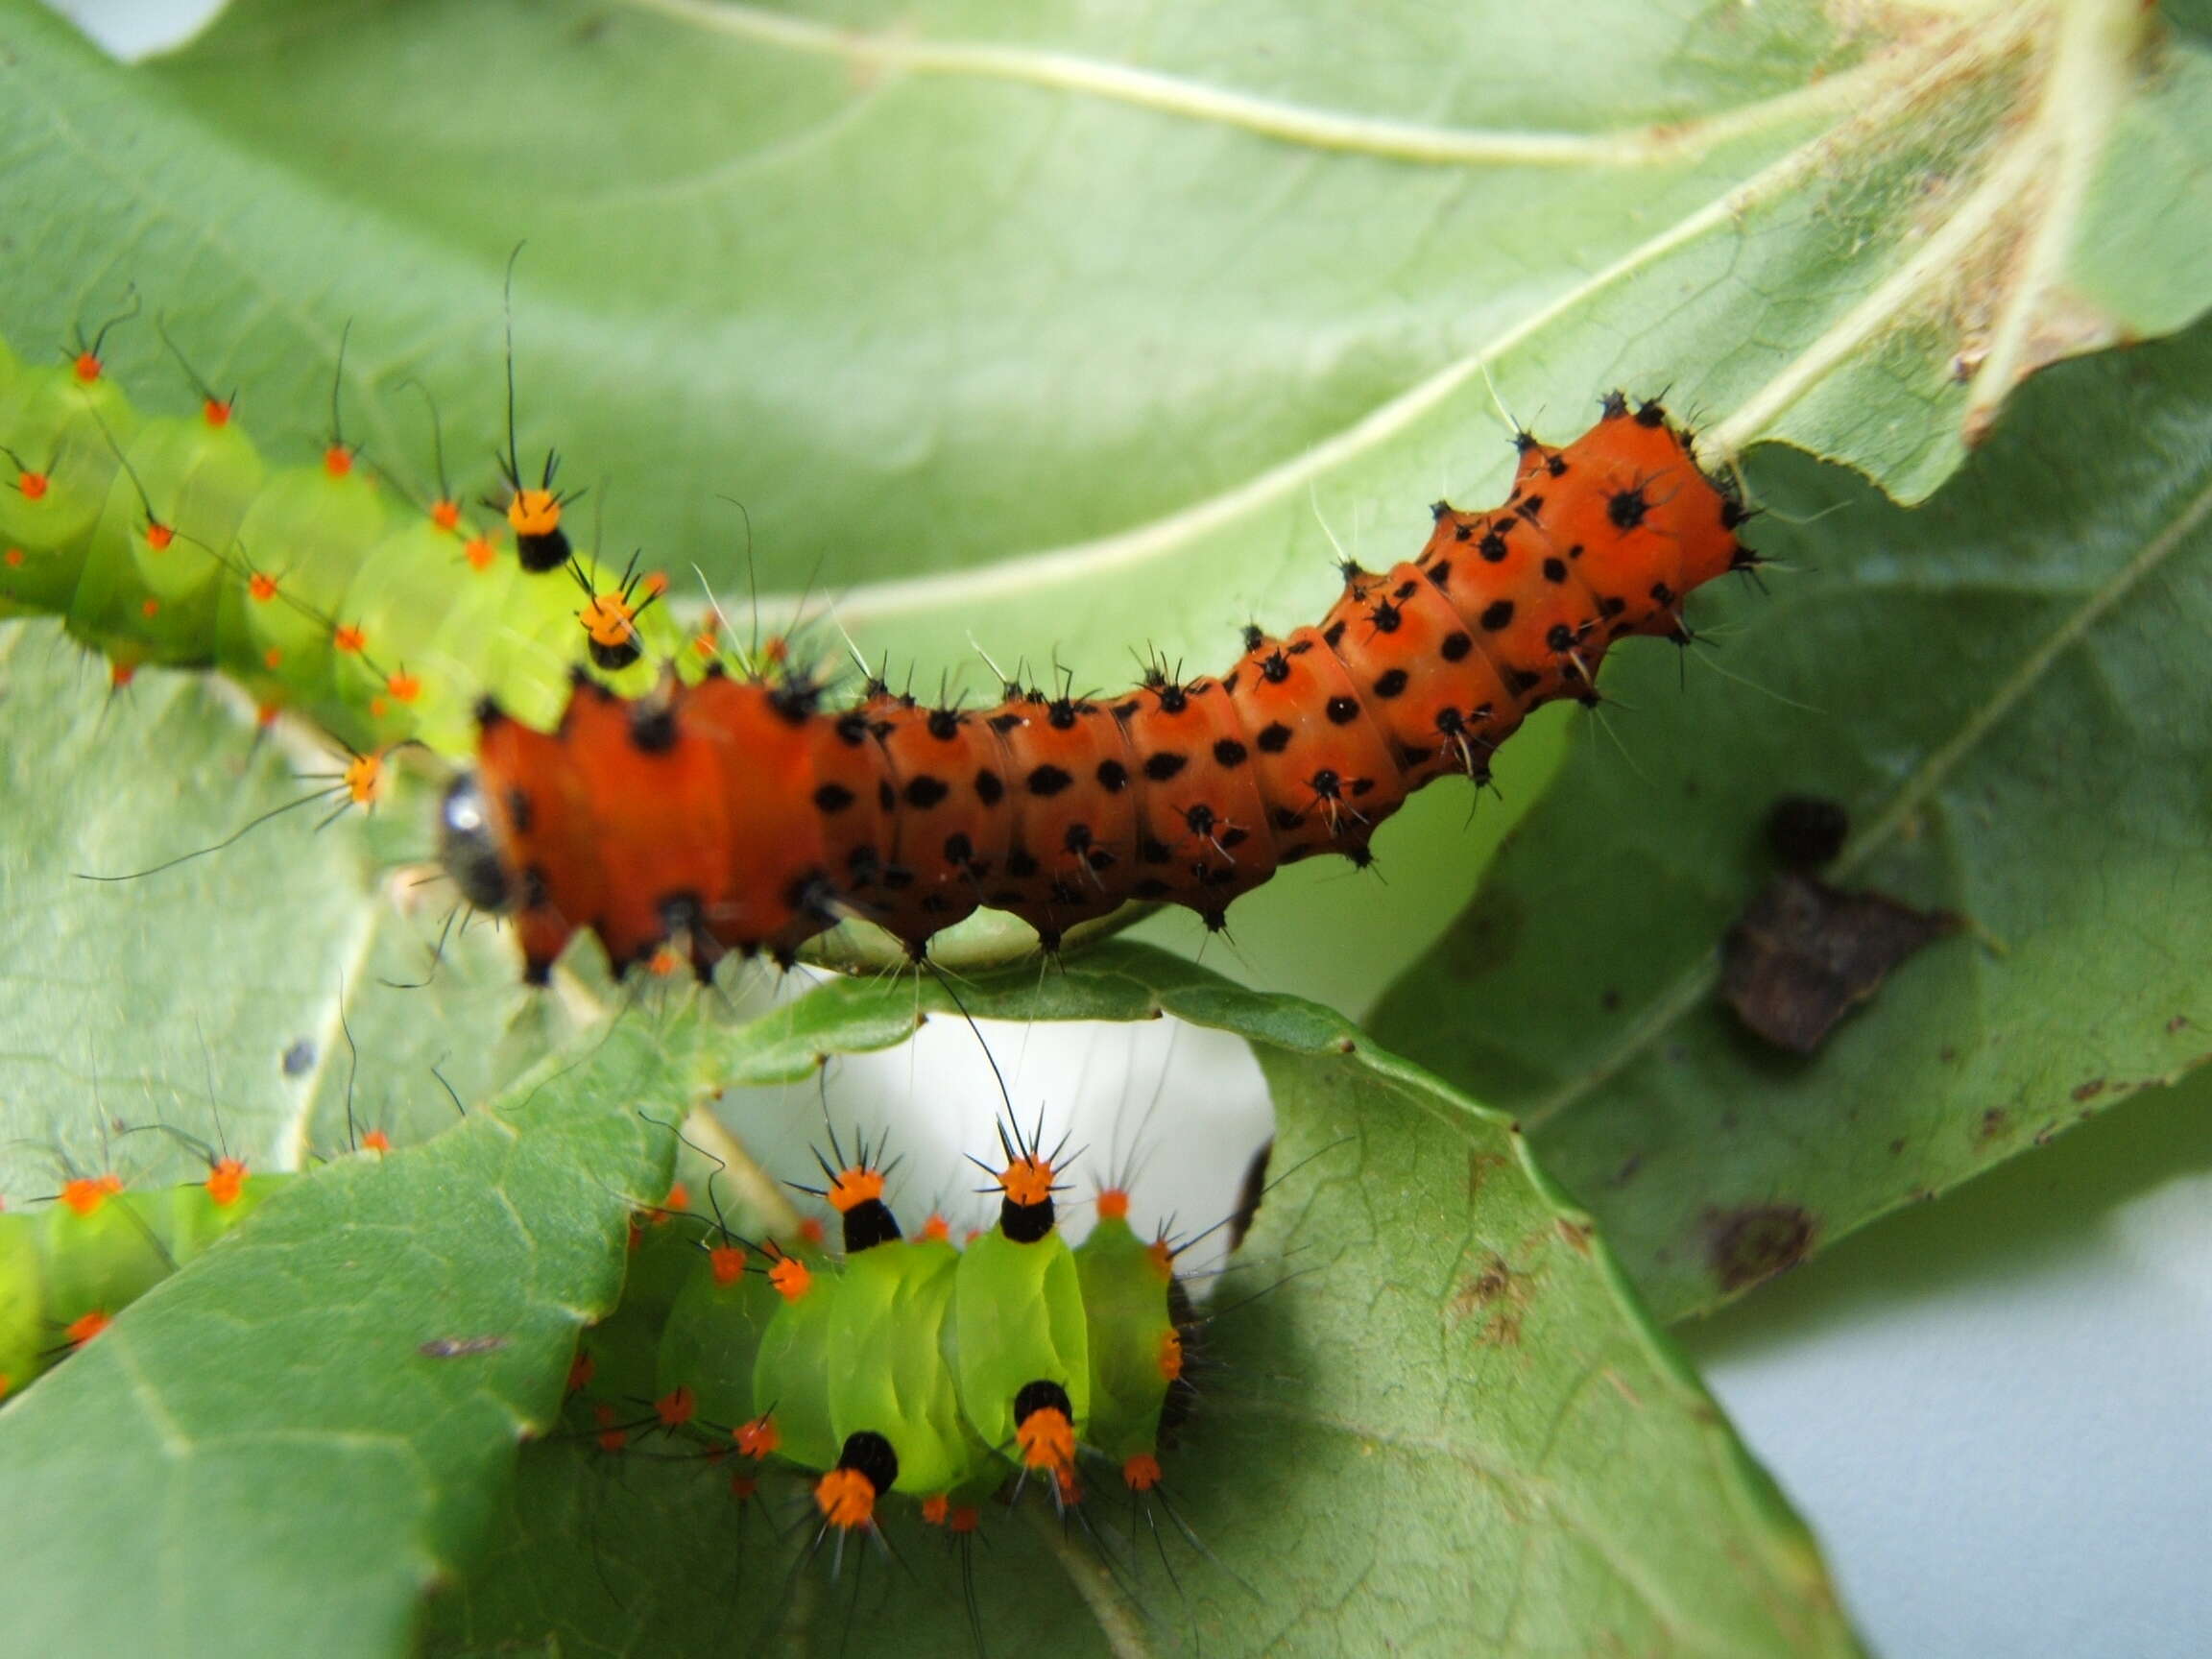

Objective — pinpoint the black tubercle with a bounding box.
[835,1430,900,1497]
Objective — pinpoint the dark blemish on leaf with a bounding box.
[1974,1107,2013,1147]
[2071,1078,2106,1102]
[1707,1204,1816,1293]
[281,1039,316,1076]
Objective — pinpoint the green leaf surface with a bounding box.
[0,629,583,1202]
[0,1021,677,1659]
[1370,310,2212,1320]
[428,941,1861,1659]
[5,0,2209,706]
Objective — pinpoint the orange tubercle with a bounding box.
[709,1244,746,1286]
[1122,1453,1163,1493]
[797,1216,827,1248]
[919,1213,951,1243]
[999,1155,1054,1209]
[920,1494,950,1527]
[343,753,387,808]
[1158,1328,1184,1382]
[333,623,368,655]
[60,1173,124,1216]
[249,571,278,603]
[385,670,422,705]
[361,1129,392,1154]
[464,534,498,572]
[65,1309,111,1347]
[949,1504,981,1534]
[509,488,560,537]
[814,1468,877,1530]
[654,1385,696,1430]
[826,1165,885,1214]
[431,498,462,532]
[205,1157,249,1208]
[140,598,160,619]
[323,445,353,479]
[1145,1236,1174,1283]
[108,661,135,689]
[1016,1406,1075,1473]
[565,1350,594,1395]
[72,350,102,384]
[16,470,48,501]
[1095,1187,1131,1222]
[143,521,174,553]
[733,1413,780,1459]
[769,1255,812,1301]
[578,592,636,649]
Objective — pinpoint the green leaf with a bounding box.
[7,0,2211,695]
[0,629,583,1202]
[426,942,1861,1658]
[0,1021,678,1659]
[1370,309,2212,1319]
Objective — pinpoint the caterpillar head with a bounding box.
[436,770,515,916]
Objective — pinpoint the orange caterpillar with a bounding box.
[438,397,1754,981]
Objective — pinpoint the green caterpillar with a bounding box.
[0,324,681,756]
[0,1156,289,1402]
[592,1124,1194,1539]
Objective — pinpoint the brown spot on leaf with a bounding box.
[1452,1250,1532,1347]
[1720,872,1961,1053]
[1554,1217,1594,1256]
[2071,1078,2106,1103]
[1707,1204,1817,1293]
[1975,1107,2013,1147]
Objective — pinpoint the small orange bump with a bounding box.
[65,1309,111,1346]
[733,1413,780,1459]
[431,499,462,532]
[464,535,498,572]
[141,598,160,619]
[262,648,283,671]
[949,1504,981,1534]
[1146,1236,1174,1283]
[709,1243,746,1286]
[769,1255,812,1301]
[920,1494,950,1527]
[1159,1328,1183,1382]
[109,661,136,689]
[72,350,102,384]
[1095,1188,1131,1222]
[333,623,367,655]
[663,1183,690,1214]
[642,570,669,597]
[730,1473,758,1503]
[203,398,232,428]
[343,752,386,807]
[919,1213,951,1243]
[361,1129,391,1154]
[579,592,636,649]
[814,1468,877,1530]
[249,571,278,603]
[16,471,48,501]
[385,670,421,704]
[827,1166,885,1214]
[797,1216,826,1248]
[323,445,353,479]
[369,696,390,720]
[1000,1155,1054,1209]
[143,521,174,552]
[60,1173,124,1216]
[565,1349,594,1395]
[205,1157,248,1208]
[1122,1453,1162,1492]
[654,1385,696,1430]
[1016,1406,1075,1474]
[692,629,720,659]
[255,702,280,727]
[509,488,560,538]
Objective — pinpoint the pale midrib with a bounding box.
[617,0,1887,169]
[781,16,1980,633]
[1520,460,2212,1135]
